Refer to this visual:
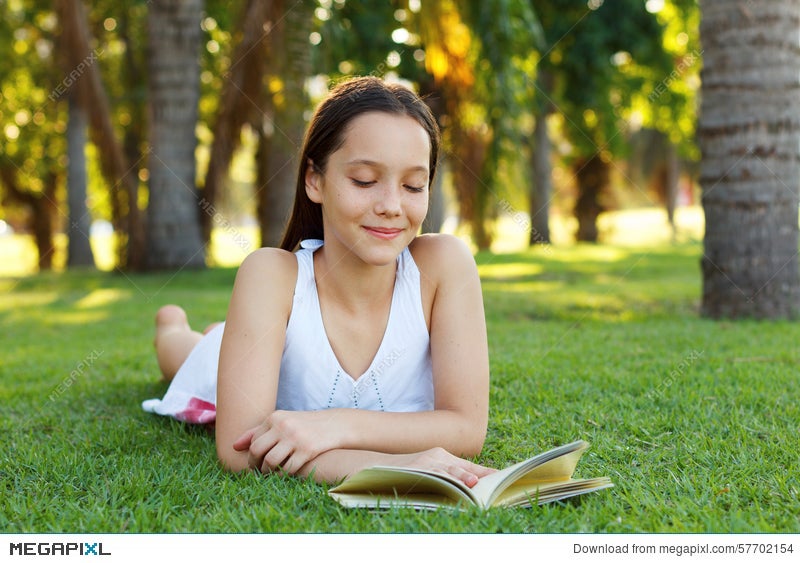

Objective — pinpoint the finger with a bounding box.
[261,443,293,473]
[280,450,313,476]
[232,427,257,451]
[448,465,479,488]
[246,431,279,470]
[466,461,496,479]
[450,459,496,487]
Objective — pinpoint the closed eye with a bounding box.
[404,185,425,193]
[350,178,376,187]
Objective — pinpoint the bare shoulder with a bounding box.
[238,246,297,277]
[232,247,298,304]
[409,233,478,284]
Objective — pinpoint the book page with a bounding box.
[494,477,614,507]
[470,441,589,507]
[328,466,477,508]
[327,491,465,510]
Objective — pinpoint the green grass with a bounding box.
[1,240,799,533]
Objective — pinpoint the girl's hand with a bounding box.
[401,447,496,488]
[232,410,344,474]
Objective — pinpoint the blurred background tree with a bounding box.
[0,0,734,298]
[144,0,206,270]
[698,0,799,319]
[0,0,63,270]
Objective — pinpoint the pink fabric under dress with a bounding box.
[141,239,434,424]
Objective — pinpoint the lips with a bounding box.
[363,226,404,240]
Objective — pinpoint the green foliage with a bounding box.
[1,0,702,261]
[0,1,66,202]
[644,0,701,158]
[314,0,416,79]
[535,0,677,159]
[462,0,543,199]
[2,241,798,532]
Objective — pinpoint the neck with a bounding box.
[313,243,397,311]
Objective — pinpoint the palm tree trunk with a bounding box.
[0,166,57,271]
[145,0,206,269]
[422,156,446,234]
[55,0,137,269]
[257,0,312,248]
[33,173,59,271]
[202,0,271,245]
[699,0,800,318]
[419,78,446,234]
[664,141,679,242]
[528,69,554,246]
[574,154,608,243]
[66,94,95,267]
[450,125,489,249]
[118,8,147,271]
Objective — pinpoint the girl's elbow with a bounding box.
[460,423,488,458]
[466,434,487,458]
[216,443,249,474]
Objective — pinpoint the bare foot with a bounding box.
[153,305,191,347]
[154,305,203,381]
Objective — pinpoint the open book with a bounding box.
[328,440,613,510]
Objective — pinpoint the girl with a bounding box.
[143,76,493,487]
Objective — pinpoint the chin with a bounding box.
[357,246,403,267]
[353,238,409,266]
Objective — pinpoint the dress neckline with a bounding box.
[306,243,401,383]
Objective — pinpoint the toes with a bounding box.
[155,305,189,328]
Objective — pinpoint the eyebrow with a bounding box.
[345,159,428,174]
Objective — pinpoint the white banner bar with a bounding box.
[2,533,797,562]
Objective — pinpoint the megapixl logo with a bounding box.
[9,541,111,556]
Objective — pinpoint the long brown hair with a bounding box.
[279,76,441,251]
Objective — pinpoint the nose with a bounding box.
[374,183,403,217]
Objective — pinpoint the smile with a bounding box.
[363,226,404,240]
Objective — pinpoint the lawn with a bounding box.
[1,223,799,533]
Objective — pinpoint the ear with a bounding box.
[305,159,323,204]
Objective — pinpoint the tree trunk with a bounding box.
[698,0,800,318]
[422,155,446,234]
[0,166,58,271]
[119,8,147,271]
[664,141,679,242]
[419,78,446,235]
[145,0,206,269]
[66,94,95,268]
[202,0,271,245]
[574,154,609,243]
[55,0,138,270]
[529,114,552,246]
[450,126,490,249]
[122,121,146,272]
[257,0,312,248]
[31,174,58,271]
[529,69,553,246]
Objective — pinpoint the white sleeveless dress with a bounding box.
[141,239,434,424]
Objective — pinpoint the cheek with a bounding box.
[409,195,430,223]
[339,190,371,217]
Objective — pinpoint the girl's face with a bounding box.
[306,111,431,266]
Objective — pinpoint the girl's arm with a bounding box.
[215,248,297,473]
[295,448,494,487]
[235,235,491,479]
